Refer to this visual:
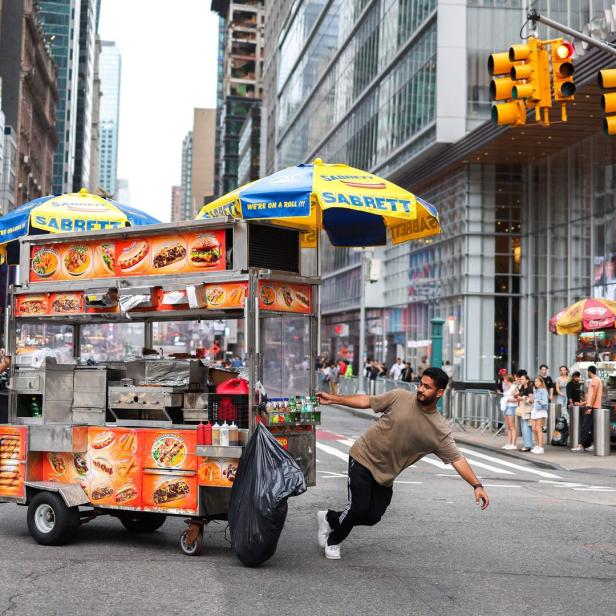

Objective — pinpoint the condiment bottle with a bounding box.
[212,422,221,446]
[220,421,230,447]
[197,422,205,445]
[204,421,212,445]
[228,421,238,446]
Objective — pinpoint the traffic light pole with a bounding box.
[528,9,616,58]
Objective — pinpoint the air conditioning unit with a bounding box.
[23,155,29,164]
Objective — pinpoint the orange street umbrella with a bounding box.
[549,298,616,335]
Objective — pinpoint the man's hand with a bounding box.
[317,391,336,406]
[475,487,489,510]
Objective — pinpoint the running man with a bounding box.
[316,367,490,560]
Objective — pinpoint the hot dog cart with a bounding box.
[0,218,320,555]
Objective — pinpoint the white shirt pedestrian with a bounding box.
[389,360,404,381]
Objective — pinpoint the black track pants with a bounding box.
[326,457,393,546]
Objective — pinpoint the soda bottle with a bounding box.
[212,422,221,446]
[197,422,205,445]
[31,397,42,418]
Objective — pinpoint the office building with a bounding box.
[116,178,130,204]
[0,0,58,206]
[265,1,614,384]
[89,34,102,192]
[180,132,193,220]
[191,108,216,217]
[38,0,81,194]
[237,102,260,186]
[170,185,184,222]
[72,0,100,192]
[98,40,121,197]
[0,126,18,214]
[211,0,264,194]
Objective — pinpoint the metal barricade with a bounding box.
[593,408,611,456]
[449,389,494,433]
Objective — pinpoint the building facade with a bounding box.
[237,102,260,186]
[0,126,18,214]
[170,185,184,222]
[98,40,121,197]
[38,0,81,194]
[180,131,193,220]
[190,108,216,216]
[211,0,264,194]
[72,0,100,192]
[89,34,101,192]
[265,0,611,384]
[0,0,58,206]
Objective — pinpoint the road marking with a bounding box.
[457,447,562,479]
[483,484,521,488]
[572,487,616,492]
[539,480,586,488]
[462,458,515,475]
[395,480,423,484]
[337,438,355,448]
[418,456,450,469]
[316,442,349,462]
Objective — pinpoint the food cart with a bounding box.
[0,218,320,554]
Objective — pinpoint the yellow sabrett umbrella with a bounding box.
[197,159,441,247]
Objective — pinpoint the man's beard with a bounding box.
[417,392,438,406]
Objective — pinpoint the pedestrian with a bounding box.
[443,360,454,381]
[368,360,379,395]
[530,376,549,454]
[401,362,414,382]
[495,368,507,394]
[389,358,404,381]
[416,355,428,379]
[316,368,490,560]
[566,370,584,422]
[500,374,518,449]
[539,364,554,401]
[344,360,353,379]
[515,372,533,452]
[571,365,602,452]
[554,365,569,413]
[321,363,331,390]
[329,361,340,395]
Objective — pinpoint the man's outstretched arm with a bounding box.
[452,457,490,510]
[317,392,371,409]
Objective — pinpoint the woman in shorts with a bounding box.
[500,374,518,449]
[530,376,549,454]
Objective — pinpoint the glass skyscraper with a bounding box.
[98,40,121,197]
[264,0,613,384]
[38,0,81,194]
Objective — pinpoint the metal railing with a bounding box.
[317,374,417,396]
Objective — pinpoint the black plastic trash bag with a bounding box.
[228,423,306,567]
[551,415,569,447]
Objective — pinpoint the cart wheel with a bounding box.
[119,512,167,533]
[180,528,204,556]
[27,492,80,546]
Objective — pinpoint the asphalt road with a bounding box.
[0,406,615,615]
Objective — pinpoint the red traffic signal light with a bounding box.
[554,41,574,60]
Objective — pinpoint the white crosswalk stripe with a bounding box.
[456,447,562,479]
[316,442,349,462]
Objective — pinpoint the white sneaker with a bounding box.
[531,447,544,454]
[317,510,331,549]
[586,445,595,452]
[501,444,510,449]
[505,444,517,450]
[325,543,341,560]
[571,445,584,452]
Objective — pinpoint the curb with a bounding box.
[328,403,567,471]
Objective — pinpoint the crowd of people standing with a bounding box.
[496,364,602,454]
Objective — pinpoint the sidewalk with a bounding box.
[329,404,616,475]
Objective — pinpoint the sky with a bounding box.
[98,0,220,222]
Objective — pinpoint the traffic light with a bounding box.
[509,38,552,124]
[488,50,526,126]
[598,69,616,135]
[551,39,575,121]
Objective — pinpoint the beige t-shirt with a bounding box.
[349,390,463,487]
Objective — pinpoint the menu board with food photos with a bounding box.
[0,427,27,499]
[29,229,226,283]
[258,280,312,314]
[16,292,84,317]
[204,282,248,309]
